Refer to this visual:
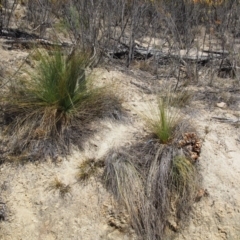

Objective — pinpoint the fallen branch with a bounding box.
[3,38,72,50]
[109,39,225,64]
[212,117,240,124]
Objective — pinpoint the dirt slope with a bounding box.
[176,106,240,240]
[0,53,240,240]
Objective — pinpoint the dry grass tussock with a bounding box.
[77,158,104,182]
[0,49,123,161]
[47,177,71,198]
[103,100,200,240]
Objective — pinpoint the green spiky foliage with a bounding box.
[1,49,122,160]
[146,98,180,144]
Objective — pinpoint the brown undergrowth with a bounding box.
[103,116,202,240]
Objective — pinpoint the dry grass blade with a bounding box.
[103,150,145,234]
[168,89,193,108]
[169,156,197,219]
[103,146,176,239]
[142,145,176,239]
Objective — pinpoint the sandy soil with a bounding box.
[0,39,240,240]
[175,106,240,240]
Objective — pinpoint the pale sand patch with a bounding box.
[0,67,240,239]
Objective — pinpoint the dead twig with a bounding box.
[212,117,240,124]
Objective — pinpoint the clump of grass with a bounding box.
[1,48,122,159]
[47,177,71,198]
[144,98,180,144]
[169,155,197,222]
[170,156,196,195]
[104,150,144,202]
[77,158,104,182]
[103,146,176,239]
[103,150,145,233]
[103,131,200,239]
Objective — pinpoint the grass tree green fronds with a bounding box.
[31,48,89,110]
[144,98,181,144]
[1,49,122,160]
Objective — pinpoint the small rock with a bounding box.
[195,188,209,202]
[216,102,227,109]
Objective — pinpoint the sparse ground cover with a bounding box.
[0,0,240,240]
[0,64,239,239]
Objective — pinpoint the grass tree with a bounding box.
[0,48,122,160]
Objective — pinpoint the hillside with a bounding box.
[0,1,240,239]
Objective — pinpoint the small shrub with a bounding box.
[103,145,199,240]
[103,116,200,239]
[1,48,122,159]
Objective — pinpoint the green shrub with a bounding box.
[1,49,122,159]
